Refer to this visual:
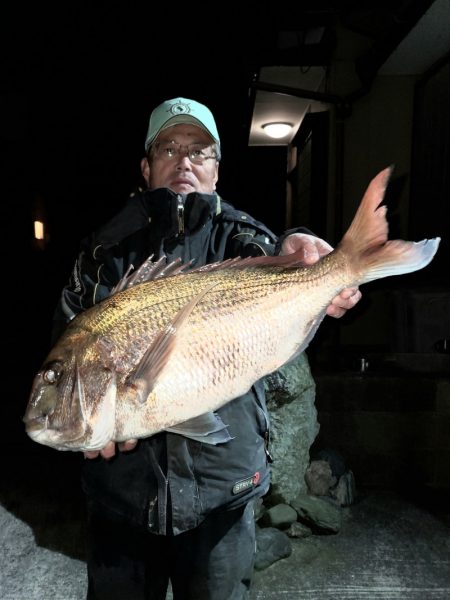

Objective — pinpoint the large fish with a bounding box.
[24,168,440,451]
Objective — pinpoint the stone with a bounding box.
[311,448,347,478]
[331,470,357,506]
[305,459,337,496]
[255,527,292,571]
[290,493,343,533]
[259,503,298,529]
[264,353,319,505]
[285,521,313,538]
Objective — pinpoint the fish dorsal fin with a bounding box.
[126,281,219,402]
[112,251,310,298]
[188,252,313,273]
[110,255,192,295]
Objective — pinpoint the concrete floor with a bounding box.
[1,443,449,600]
[251,490,450,599]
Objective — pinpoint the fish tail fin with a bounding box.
[339,166,440,284]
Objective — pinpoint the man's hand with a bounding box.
[326,286,361,318]
[84,439,138,460]
[281,233,362,319]
[281,232,334,264]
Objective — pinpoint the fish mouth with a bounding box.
[25,416,88,450]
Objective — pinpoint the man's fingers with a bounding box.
[337,287,360,300]
[326,304,347,318]
[326,288,362,318]
[83,439,138,460]
[300,242,321,265]
[118,439,138,452]
[281,238,320,263]
[281,233,333,263]
[100,441,116,459]
[84,450,100,459]
[339,288,362,307]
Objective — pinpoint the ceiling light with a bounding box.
[262,122,293,139]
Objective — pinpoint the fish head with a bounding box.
[24,333,117,452]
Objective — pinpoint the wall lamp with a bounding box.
[262,122,294,139]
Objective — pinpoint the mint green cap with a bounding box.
[144,97,221,153]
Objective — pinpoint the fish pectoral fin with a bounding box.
[127,282,219,401]
[166,412,233,445]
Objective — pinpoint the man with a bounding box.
[54,97,361,599]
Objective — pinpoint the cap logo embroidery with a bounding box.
[168,101,192,116]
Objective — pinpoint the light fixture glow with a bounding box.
[262,122,293,139]
[34,220,45,240]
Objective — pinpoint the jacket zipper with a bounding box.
[176,194,185,236]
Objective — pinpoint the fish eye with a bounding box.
[42,361,63,385]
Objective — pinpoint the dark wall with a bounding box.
[409,56,450,279]
[232,146,288,236]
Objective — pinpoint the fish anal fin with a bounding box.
[166,412,233,445]
[126,282,219,402]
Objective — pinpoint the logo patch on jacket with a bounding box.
[232,472,260,495]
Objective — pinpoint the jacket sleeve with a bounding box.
[51,236,122,343]
[217,202,314,258]
[227,222,278,257]
[51,194,151,343]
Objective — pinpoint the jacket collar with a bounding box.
[142,188,220,236]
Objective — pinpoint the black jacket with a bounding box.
[53,188,305,535]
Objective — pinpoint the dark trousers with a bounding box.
[86,502,256,600]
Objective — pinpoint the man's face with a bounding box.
[141,124,219,194]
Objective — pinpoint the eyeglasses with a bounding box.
[151,141,219,165]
